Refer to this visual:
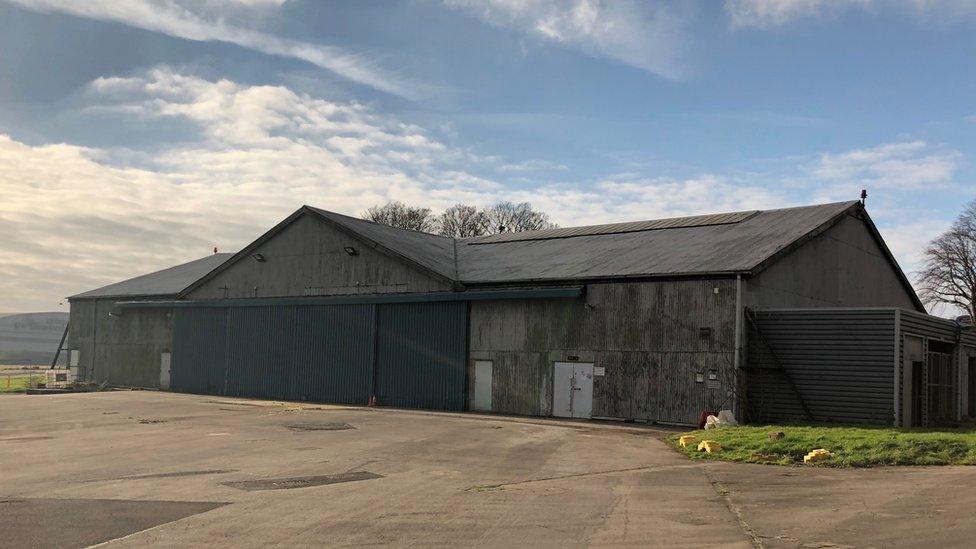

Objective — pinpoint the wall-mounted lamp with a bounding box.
[343,246,358,256]
[253,253,266,262]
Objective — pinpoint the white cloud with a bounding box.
[2,66,795,311]
[3,67,966,311]
[3,0,426,99]
[880,218,951,270]
[812,141,962,190]
[726,0,976,28]
[443,0,692,79]
[725,0,871,28]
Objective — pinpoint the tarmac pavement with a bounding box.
[1,391,974,547]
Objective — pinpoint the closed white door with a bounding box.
[474,360,493,411]
[553,362,575,417]
[571,363,594,419]
[160,352,171,390]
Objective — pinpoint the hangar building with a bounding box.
[67,201,976,426]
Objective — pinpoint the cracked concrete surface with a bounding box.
[1,392,974,547]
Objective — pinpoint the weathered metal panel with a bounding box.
[67,299,95,380]
[68,298,174,388]
[173,304,375,404]
[899,309,963,342]
[187,214,451,300]
[222,305,374,404]
[375,301,468,411]
[172,301,461,408]
[476,351,551,416]
[469,279,737,425]
[746,215,919,310]
[591,351,657,420]
[746,309,897,424]
[171,307,227,395]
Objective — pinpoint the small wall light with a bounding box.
[253,253,266,262]
[343,246,358,256]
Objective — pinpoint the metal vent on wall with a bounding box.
[466,210,760,245]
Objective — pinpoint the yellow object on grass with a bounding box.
[804,448,833,463]
[697,440,722,453]
[679,435,697,447]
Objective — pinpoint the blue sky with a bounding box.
[1,0,974,312]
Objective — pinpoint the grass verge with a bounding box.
[0,374,44,393]
[668,424,976,467]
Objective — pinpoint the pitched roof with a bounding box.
[456,201,860,282]
[76,200,920,311]
[70,253,233,299]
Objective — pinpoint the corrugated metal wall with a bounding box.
[900,310,963,342]
[375,302,468,411]
[746,309,897,424]
[898,310,969,425]
[171,307,227,395]
[220,305,375,404]
[68,298,174,388]
[468,280,737,425]
[170,302,465,410]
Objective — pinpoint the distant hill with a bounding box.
[0,312,69,366]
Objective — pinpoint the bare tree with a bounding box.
[361,201,437,232]
[918,199,976,319]
[362,200,557,237]
[482,201,557,234]
[438,204,488,238]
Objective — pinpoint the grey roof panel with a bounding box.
[469,210,760,244]
[304,204,861,284]
[455,201,858,282]
[70,253,233,299]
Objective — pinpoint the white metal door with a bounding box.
[553,362,594,419]
[474,360,493,411]
[571,363,594,419]
[553,362,575,417]
[160,352,171,391]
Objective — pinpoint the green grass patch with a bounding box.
[668,424,976,467]
[0,374,45,393]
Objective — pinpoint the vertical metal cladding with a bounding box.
[220,304,375,404]
[746,309,897,424]
[374,301,468,411]
[170,301,464,409]
[171,307,228,395]
[468,280,737,424]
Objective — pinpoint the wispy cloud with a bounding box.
[726,0,976,28]
[443,0,693,79]
[1,66,966,311]
[811,140,962,191]
[3,66,821,311]
[2,0,427,99]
